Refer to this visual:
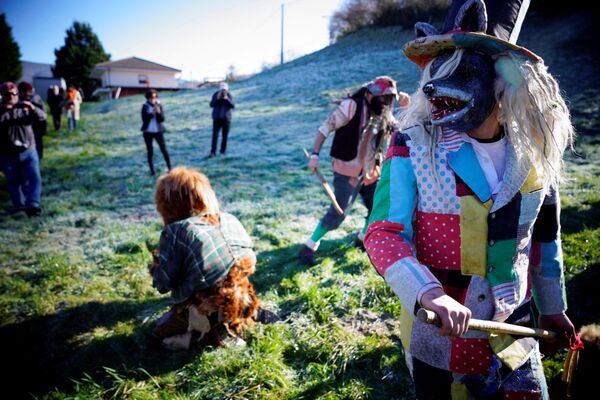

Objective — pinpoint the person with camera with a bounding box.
[0,81,47,216]
[208,82,235,158]
[46,85,65,131]
[18,81,47,160]
[298,76,410,265]
[141,89,172,176]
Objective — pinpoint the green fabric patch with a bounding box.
[486,238,517,286]
[367,160,391,225]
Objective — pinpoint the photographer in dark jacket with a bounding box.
[141,89,172,176]
[18,81,47,160]
[47,85,64,131]
[208,82,234,157]
[0,81,47,216]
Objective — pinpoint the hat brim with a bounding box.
[403,32,541,69]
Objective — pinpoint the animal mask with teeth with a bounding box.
[424,50,496,131]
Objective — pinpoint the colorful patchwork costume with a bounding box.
[365,0,576,398]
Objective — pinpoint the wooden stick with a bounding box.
[303,148,344,215]
[417,309,557,339]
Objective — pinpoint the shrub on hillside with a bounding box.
[329,0,450,41]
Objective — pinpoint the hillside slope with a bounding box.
[0,14,598,399]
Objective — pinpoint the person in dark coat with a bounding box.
[46,85,64,131]
[141,89,172,176]
[208,82,234,157]
[18,81,47,159]
[0,81,46,216]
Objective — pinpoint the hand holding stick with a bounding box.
[303,148,344,215]
[417,308,557,340]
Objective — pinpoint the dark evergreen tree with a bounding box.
[53,21,110,98]
[0,13,22,83]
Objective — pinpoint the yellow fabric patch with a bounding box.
[451,382,469,400]
[460,196,493,276]
[400,307,414,351]
[520,166,543,193]
[489,333,529,370]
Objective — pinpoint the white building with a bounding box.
[90,57,181,97]
[19,61,65,101]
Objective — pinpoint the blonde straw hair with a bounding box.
[155,167,220,225]
[398,49,575,187]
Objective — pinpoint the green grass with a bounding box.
[1,18,599,399]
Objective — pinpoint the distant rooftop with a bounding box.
[93,57,181,72]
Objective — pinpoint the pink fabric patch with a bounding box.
[365,220,413,275]
[415,212,461,270]
[449,337,492,375]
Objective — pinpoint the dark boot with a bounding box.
[354,237,365,251]
[255,308,280,324]
[298,245,317,265]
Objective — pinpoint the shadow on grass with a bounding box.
[0,298,197,399]
[561,199,600,234]
[566,262,600,328]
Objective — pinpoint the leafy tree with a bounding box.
[53,21,110,98]
[329,0,450,42]
[0,13,22,83]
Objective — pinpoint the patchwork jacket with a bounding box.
[364,125,567,373]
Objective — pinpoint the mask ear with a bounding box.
[454,0,487,32]
[495,56,524,90]
[415,22,440,38]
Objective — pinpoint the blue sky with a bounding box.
[1,0,344,80]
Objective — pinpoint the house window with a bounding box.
[138,74,149,85]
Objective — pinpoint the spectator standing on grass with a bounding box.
[65,85,82,131]
[208,82,234,158]
[297,76,410,266]
[47,85,64,131]
[18,81,47,160]
[0,81,46,216]
[141,89,172,176]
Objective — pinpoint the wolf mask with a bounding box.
[424,50,496,131]
[404,0,541,132]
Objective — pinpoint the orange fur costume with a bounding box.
[150,167,260,350]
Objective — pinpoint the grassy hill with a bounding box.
[1,12,599,399]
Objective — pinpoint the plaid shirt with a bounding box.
[153,212,254,303]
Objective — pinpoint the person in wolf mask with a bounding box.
[298,76,410,265]
[364,0,577,398]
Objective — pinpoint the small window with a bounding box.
[138,74,149,84]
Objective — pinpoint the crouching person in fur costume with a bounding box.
[365,0,577,398]
[149,166,260,351]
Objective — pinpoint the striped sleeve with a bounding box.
[529,186,567,314]
[365,130,442,310]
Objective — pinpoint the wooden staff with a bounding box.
[417,308,556,339]
[303,148,344,215]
